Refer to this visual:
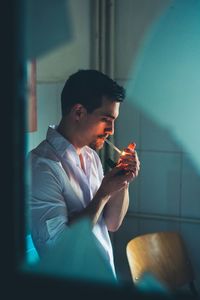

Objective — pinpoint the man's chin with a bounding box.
[89,139,105,150]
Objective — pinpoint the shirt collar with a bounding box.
[46,125,92,160]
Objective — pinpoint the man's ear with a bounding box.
[72,104,87,120]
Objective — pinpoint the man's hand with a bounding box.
[117,143,140,183]
[99,165,133,197]
[98,142,140,198]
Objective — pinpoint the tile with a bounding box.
[140,114,182,152]
[181,154,200,219]
[128,175,140,213]
[139,151,181,215]
[138,217,180,235]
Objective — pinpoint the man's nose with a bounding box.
[105,121,114,136]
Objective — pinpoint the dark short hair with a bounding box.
[61,69,125,116]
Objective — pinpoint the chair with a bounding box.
[126,231,198,296]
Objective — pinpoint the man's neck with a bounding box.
[57,121,83,155]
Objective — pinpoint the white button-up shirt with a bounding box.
[29,125,116,277]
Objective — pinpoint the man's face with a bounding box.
[81,97,120,150]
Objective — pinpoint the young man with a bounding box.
[29,69,140,278]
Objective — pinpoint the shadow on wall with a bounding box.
[116,98,200,213]
[114,100,200,284]
[26,0,72,59]
[125,0,200,175]
[115,0,171,80]
[115,1,200,273]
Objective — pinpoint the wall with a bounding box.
[26,82,63,152]
[26,0,91,153]
[112,0,200,291]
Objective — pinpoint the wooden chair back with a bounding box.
[126,232,196,292]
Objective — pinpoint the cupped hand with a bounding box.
[99,165,133,197]
[117,147,140,182]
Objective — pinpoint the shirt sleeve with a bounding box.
[29,157,68,253]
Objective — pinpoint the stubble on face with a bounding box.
[89,136,106,150]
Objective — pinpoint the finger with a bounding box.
[126,165,140,177]
[120,160,139,170]
[119,160,140,170]
[118,156,136,166]
[119,158,137,165]
[125,172,136,182]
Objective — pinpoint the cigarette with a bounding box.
[105,139,122,154]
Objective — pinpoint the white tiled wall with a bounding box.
[113,0,200,290]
